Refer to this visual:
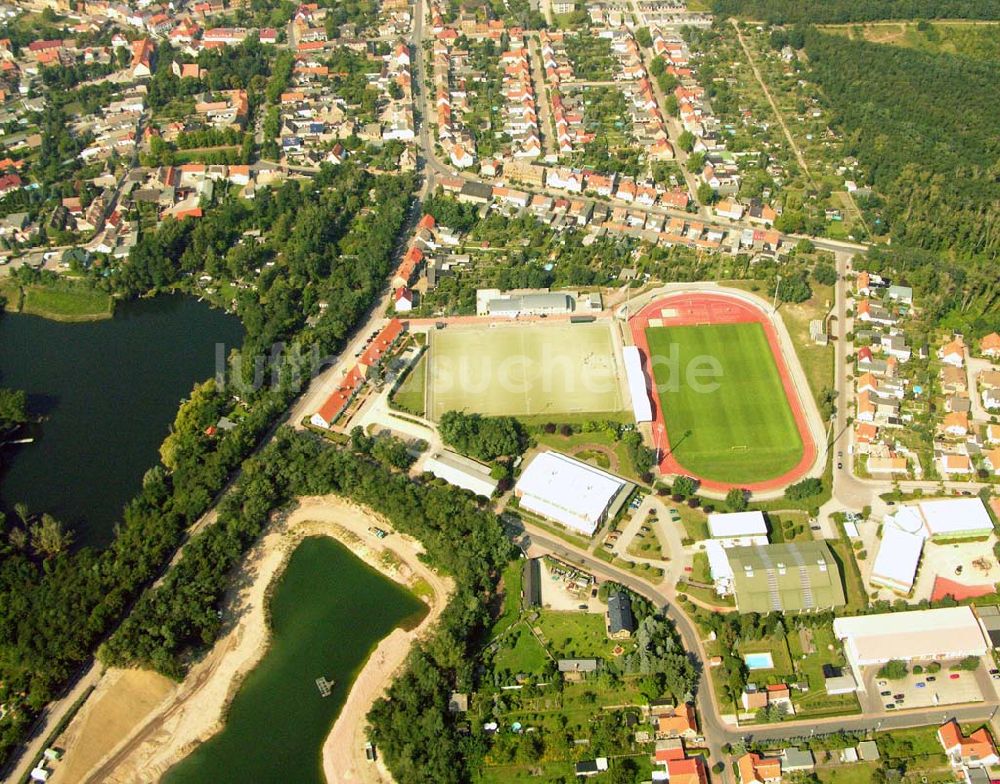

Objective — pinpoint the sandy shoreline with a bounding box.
[73,495,452,784]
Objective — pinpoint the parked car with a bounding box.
[950,673,961,680]
[893,693,904,700]
[926,676,937,682]
[877,680,888,687]
[811,525,821,531]
[886,703,896,710]
[879,690,891,697]
[915,682,926,689]
[837,462,843,469]
[578,604,589,610]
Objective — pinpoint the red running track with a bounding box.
[629,291,818,493]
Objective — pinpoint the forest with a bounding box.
[0,166,413,763]
[802,30,999,332]
[711,0,1000,23]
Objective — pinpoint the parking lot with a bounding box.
[864,659,990,712]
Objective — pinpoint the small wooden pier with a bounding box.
[315,676,335,697]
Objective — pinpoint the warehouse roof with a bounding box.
[918,497,993,538]
[870,524,924,592]
[424,450,499,498]
[708,511,768,539]
[833,607,989,664]
[515,451,625,536]
[727,542,845,613]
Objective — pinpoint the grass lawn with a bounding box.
[427,323,625,419]
[645,322,803,483]
[690,552,711,584]
[828,536,868,612]
[814,763,879,784]
[21,284,114,321]
[769,511,813,543]
[535,611,618,660]
[775,285,835,407]
[391,351,427,416]
[493,624,550,674]
[627,522,665,560]
[0,277,22,311]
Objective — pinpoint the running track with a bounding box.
[629,291,817,493]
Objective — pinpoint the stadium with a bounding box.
[628,290,818,491]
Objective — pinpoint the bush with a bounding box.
[877,660,908,680]
[687,497,701,508]
[786,477,823,501]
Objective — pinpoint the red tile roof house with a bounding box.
[938,720,1000,769]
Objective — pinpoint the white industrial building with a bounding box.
[833,607,990,691]
[917,498,994,540]
[707,511,769,547]
[704,539,735,596]
[515,451,626,536]
[870,524,925,594]
[475,288,575,317]
[622,346,653,423]
[424,450,499,498]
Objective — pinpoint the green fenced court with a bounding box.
[426,323,625,420]
[645,322,803,483]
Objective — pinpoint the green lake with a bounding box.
[0,295,244,548]
[164,535,426,784]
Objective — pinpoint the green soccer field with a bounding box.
[427,323,625,420]
[645,322,803,483]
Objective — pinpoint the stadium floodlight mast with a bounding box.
[772,273,782,314]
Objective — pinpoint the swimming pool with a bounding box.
[744,652,775,670]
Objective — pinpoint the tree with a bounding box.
[672,476,697,497]
[813,263,838,285]
[785,477,823,501]
[876,659,908,680]
[677,130,695,153]
[31,514,73,558]
[726,488,748,512]
[0,388,28,429]
[697,182,716,205]
[438,411,528,461]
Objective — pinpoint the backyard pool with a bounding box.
[744,652,775,670]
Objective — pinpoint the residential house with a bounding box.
[980,332,1000,359]
[938,720,1000,769]
[607,592,635,639]
[939,337,966,368]
[737,753,782,784]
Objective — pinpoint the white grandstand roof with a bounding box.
[707,511,768,539]
[515,451,625,536]
[870,524,924,592]
[918,497,993,537]
[622,346,653,423]
[834,607,989,665]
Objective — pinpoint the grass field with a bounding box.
[21,284,114,321]
[646,322,803,484]
[391,351,427,416]
[427,323,625,420]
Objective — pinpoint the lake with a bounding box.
[164,535,426,784]
[0,295,244,548]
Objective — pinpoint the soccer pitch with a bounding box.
[645,322,803,484]
[426,323,625,420]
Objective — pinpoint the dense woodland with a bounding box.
[0,166,412,762]
[711,0,1000,23]
[802,30,1000,333]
